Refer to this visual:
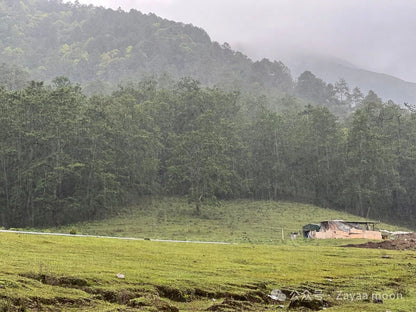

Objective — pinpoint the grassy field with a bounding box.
[0,231,415,311]
[37,197,409,243]
[2,198,414,311]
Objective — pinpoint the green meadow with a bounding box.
[0,231,415,311]
[41,198,408,243]
[1,199,415,311]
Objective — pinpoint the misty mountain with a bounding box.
[0,0,293,97]
[283,53,416,105]
[2,0,414,114]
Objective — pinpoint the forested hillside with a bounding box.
[0,0,362,118]
[0,0,415,229]
[0,77,415,228]
[0,0,294,95]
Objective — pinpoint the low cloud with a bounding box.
[73,0,416,82]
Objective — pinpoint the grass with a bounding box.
[0,231,415,311]
[2,198,414,311]
[38,197,409,243]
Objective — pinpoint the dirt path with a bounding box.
[0,229,231,245]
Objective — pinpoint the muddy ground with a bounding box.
[343,233,416,250]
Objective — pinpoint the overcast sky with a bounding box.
[71,0,416,82]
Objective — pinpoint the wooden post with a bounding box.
[281,228,284,240]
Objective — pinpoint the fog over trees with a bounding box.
[0,0,415,229]
[1,76,415,228]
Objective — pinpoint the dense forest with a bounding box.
[0,0,361,118]
[0,0,415,229]
[0,77,415,228]
[0,0,291,95]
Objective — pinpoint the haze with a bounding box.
[72,0,416,83]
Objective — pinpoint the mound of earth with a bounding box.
[343,233,416,250]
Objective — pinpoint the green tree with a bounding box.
[334,78,350,103]
[351,86,364,108]
[343,99,403,219]
[167,79,242,213]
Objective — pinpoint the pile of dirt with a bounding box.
[343,233,416,250]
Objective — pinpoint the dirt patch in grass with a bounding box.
[1,294,90,312]
[11,275,276,311]
[30,296,90,306]
[288,297,332,311]
[0,296,29,309]
[128,295,179,312]
[343,233,416,250]
[156,285,191,302]
[194,288,217,299]
[206,297,254,311]
[91,288,142,305]
[20,273,89,287]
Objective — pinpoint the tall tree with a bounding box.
[167,79,242,213]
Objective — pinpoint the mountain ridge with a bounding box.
[1,0,415,106]
[0,0,293,97]
[281,52,416,105]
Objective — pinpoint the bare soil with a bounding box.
[343,233,416,250]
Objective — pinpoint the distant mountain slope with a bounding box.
[2,0,414,107]
[0,0,293,95]
[284,53,416,105]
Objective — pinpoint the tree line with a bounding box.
[0,77,415,228]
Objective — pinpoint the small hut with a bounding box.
[302,220,381,239]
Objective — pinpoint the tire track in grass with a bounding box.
[0,229,232,244]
